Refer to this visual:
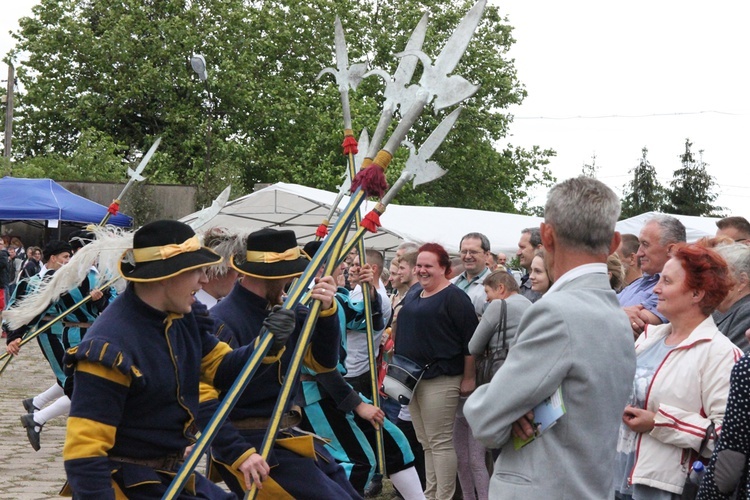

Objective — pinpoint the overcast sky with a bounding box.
[3,0,748,218]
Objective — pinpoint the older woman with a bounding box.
[614,244,742,499]
[529,248,553,295]
[713,243,750,352]
[395,243,479,500]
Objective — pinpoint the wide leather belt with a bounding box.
[108,452,185,471]
[231,407,302,430]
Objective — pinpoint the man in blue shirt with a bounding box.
[618,215,686,337]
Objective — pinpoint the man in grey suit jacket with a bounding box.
[465,176,636,499]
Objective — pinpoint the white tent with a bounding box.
[615,211,720,242]
[180,183,721,256]
[180,182,542,255]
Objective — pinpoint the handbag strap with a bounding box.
[683,422,716,477]
[486,299,508,353]
[697,422,716,457]
[499,299,508,348]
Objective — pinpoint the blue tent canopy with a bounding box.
[0,177,133,227]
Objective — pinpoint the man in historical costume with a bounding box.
[194,227,242,309]
[62,220,296,499]
[7,237,114,451]
[207,228,361,499]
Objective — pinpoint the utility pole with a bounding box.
[190,54,213,205]
[3,63,14,162]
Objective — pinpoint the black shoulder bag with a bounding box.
[680,422,717,499]
[475,299,508,386]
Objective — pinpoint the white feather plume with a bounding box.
[199,227,251,279]
[3,226,133,330]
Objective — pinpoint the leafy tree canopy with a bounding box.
[7,0,554,211]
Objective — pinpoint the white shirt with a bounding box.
[195,288,219,309]
[547,263,608,294]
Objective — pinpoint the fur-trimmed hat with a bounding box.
[119,220,222,282]
[231,228,309,279]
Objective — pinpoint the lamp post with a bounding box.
[190,54,213,199]
[3,63,14,165]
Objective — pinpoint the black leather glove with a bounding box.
[263,305,296,355]
[192,301,215,335]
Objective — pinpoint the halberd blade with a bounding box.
[404,107,461,186]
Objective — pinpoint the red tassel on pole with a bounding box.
[315,224,329,238]
[107,201,120,216]
[360,210,381,233]
[342,136,358,156]
[351,151,391,198]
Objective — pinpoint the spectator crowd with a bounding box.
[3,177,750,499]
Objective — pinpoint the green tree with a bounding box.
[7,0,553,211]
[581,153,599,178]
[664,139,723,217]
[620,147,666,218]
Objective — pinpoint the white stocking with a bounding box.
[34,383,65,409]
[34,395,71,426]
[390,467,426,500]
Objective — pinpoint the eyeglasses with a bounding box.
[459,249,485,256]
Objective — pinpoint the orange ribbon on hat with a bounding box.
[245,247,301,263]
[132,235,202,263]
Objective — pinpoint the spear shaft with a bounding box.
[0,277,120,373]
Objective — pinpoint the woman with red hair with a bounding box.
[614,244,743,499]
[394,243,479,500]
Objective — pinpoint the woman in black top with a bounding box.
[395,243,478,500]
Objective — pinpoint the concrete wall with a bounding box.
[59,181,197,226]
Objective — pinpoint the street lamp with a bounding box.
[190,54,208,82]
[190,54,212,199]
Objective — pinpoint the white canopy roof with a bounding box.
[180,182,543,255]
[180,183,721,256]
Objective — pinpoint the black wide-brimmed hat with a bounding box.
[119,220,222,282]
[231,228,310,279]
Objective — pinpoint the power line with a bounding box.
[514,110,747,120]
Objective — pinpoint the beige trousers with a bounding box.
[409,374,462,500]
